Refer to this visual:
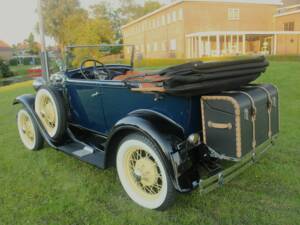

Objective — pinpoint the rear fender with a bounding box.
[105,110,189,192]
[13,94,58,148]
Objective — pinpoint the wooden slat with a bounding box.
[131,87,166,92]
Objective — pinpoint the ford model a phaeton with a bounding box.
[14,45,279,210]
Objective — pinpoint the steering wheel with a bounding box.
[80,59,111,80]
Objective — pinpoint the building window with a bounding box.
[172,11,177,22]
[161,41,166,51]
[141,44,144,53]
[147,44,151,52]
[178,8,183,20]
[170,39,177,51]
[167,13,171,24]
[153,42,158,51]
[162,15,166,26]
[228,8,240,20]
[284,22,295,31]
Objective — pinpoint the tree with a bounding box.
[0,58,14,78]
[25,33,40,55]
[91,0,162,42]
[118,0,162,24]
[90,3,122,41]
[40,0,81,49]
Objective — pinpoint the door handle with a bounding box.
[91,91,100,97]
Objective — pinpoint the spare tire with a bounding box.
[35,86,66,141]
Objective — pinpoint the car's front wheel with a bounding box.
[116,133,175,210]
[17,108,43,151]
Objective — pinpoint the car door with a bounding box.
[65,80,107,133]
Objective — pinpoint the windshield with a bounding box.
[65,44,135,70]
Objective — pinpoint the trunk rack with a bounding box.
[198,138,276,194]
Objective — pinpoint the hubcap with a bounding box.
[125,148,163,196]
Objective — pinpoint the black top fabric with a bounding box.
[159,56,269,96]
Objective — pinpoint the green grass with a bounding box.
[10,65,34,75]
[0,60,300,224]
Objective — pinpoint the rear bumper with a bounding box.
[197,138,276,194]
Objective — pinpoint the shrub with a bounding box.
[9,58,19,66]
[0,58,14,78]
[23,57,32,65]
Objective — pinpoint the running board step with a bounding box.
[57,142,105,168]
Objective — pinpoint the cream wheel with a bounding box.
[17,108,43,150]
[116,133,175,210]
[35,86,66,140]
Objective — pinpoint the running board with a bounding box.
[57,142,106,168]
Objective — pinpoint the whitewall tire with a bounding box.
[35,86,66,140]
[116,133,175,210]
[17,108,43,151]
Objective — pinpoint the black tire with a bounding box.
[34,86,66,141]
[17,108,44,151]
[116,132,176,210]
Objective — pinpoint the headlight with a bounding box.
[33,77,46,91]
[187,133,200,146]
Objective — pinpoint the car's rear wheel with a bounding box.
[35,86,66,141]
[116,133,175,210]
[17,108,43,150]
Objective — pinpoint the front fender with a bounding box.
[13,94,57,148]
[106,112,191,192]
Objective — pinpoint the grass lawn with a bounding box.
[10,65,34,77]
[0,60,300,225]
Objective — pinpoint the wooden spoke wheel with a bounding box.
[17,109,43,150]
[116,133,175,210]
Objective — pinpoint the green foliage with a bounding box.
[40,0,163,48]
[0,61,299,224]
[41,0,82,48]
[25,33,40,55]
[9,58,18,66]
[118,0,162,24]
[0,58,14,78]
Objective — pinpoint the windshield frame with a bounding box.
[64,44,135,71]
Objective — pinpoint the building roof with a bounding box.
[122,0,283,29]
[281,0,300,6]
[275,3,300,16]
[0,40,11,49]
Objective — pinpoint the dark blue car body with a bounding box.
[65,77,201,136]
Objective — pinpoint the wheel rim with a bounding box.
[35,91,58,137]
[18,110,36,149]
[124,146,163,200]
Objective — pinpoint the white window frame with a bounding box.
[172,11,177,22]
[147,44,151,52]
[228,8,240,20]
[162,15,166,26]
[170,39,177,51]
[153,42,158,52]
[161,41,166,51]
[178,8,183,20]
[167,13,171,24]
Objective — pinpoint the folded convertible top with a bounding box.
[159,56,269,96]
[122,56,269,96]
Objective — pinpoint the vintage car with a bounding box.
[14,45,279,210]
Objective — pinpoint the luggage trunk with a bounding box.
[201,84,279,160]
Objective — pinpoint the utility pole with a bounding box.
[37,0,50,81]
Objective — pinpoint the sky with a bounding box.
[0,0,170,46]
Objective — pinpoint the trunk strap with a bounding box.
[226,91,257,153]
[244,85,273,139]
